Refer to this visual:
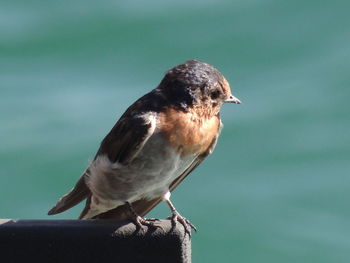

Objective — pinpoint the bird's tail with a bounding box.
[48,173,90,215]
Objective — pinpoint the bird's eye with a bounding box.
[210,90,220,100]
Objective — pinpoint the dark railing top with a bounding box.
[0,219,191,263]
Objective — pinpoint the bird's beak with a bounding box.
[225,94,241,104]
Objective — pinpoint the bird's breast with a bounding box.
[158,107,221,155]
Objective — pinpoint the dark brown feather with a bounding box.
[78,195,92,219]
[97,116,154,164]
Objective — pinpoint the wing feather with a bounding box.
[48,114,156,216]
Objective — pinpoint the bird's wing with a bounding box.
[48,114,157,216]
[96,113,157,164]
[94,124,221,220]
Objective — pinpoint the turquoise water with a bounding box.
[1,1,350,262]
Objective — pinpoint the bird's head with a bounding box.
[158,60,241,112]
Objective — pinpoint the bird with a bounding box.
[48,59,241,234]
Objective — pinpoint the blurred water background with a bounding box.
[1,0,350,262]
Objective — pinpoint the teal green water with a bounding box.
[1,1,350,262]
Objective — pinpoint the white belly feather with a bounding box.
[85,133,197,210]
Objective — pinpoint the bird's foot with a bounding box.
[167,211,197,237]
[125,201,162,230]
[132,216,161,229]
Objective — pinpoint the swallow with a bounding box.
[48,59,241,234]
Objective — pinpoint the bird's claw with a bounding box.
[168,212,196,237]
[133,216,162,230]
[125,201,162,231]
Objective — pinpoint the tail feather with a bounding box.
[48,174,90,215]
[78,196,92,219]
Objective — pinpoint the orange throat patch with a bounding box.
[158,107,221,155]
